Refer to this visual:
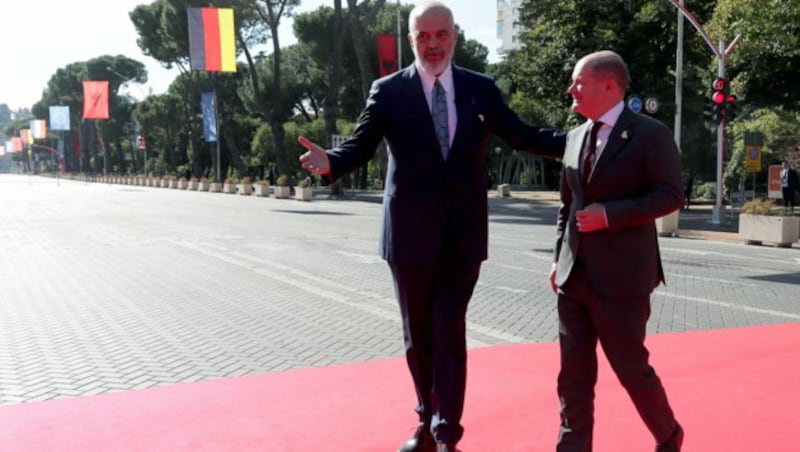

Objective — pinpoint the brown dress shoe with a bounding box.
[398,425,435,452]
[656,423,684,452]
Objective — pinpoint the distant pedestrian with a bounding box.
[780,160,798,213]
[268,165,276,186]
[683,173,693,210]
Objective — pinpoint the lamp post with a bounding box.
[667,0,741,225]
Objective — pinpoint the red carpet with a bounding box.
[1,323,798,451]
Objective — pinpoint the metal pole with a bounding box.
[397,1,402,68]
[711,40,726,225]
[214,89,221,182]
[674,0,684,147]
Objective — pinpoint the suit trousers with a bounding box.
[556,261,677,451]
[388,242,481,444]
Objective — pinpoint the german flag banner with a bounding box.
[82,81,109,119]
[188,7,236,72]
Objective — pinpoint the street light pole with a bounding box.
[667,0,741,225]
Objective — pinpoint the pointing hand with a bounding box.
[298,136,331,176]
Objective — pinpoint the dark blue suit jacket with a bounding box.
[327,64,565,265]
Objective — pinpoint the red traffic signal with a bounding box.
[712,91,726,105]
[726,94,737,104]
[712,78,728,92]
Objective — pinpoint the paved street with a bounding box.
[1,174,798,405]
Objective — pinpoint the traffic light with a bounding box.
[709,78,737,122]
[724,93,737,120]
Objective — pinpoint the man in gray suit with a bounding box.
[549,51,684,451]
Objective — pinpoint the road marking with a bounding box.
[656,290,800,320]
[175,240,530,345]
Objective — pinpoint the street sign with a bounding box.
[645,97,659,114]
[745,145,761,173]
[627,96,642,113]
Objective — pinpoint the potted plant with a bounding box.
[295,177,313,201]
[188,177,199,190]
[209,177,223,193]
[197,177,210,191]
[177,177,189,189]
[253,179,270,197]
[274,174,291,198]
[738,198,799,247]
[223,177,237,194]
[237,176,253,195]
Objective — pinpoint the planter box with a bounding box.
[209,182,222,193]
[237,183,253,195]
[197,181,210,192]
[295,186,313,201]
[188,180,199,190]
[739,214,800,247]
[498,184,511,197]
[253,184,270,197]
[178,179,188,189]
[274,186,291,199]
[169,179,178,189]
[222,183,237,194]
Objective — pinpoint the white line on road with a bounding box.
[655,290,800,320]
[175,240,531,345]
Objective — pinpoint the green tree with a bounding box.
[706,0,800,110]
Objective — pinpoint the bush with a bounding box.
[741,198,776,215]
[276,174,289,186]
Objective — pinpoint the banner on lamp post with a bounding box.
[49,106,71,131]
[83,81,110,119]
[201,91,218,142]
[376,34,398,77]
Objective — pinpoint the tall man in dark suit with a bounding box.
[299,2,564,450]
[548,51,684,451]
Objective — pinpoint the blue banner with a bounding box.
[49,106,71,131]
[201,91,217,142]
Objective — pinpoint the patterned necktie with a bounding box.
[581,121,603,186]
[432,78,450,160]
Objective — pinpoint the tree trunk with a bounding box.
[347,0,388,188]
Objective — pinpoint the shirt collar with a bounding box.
[596,100,625,129]
[416,62,454,97]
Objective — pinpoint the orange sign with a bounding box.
[767,164,783,199]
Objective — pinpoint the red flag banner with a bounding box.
[83,81,109,119]
[73,132,81,158]
[376,34,398,77]
[188,7,236,72]
[12,137,23,152]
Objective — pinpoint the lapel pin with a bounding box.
[621,130,629,139]
[478,114,484,122]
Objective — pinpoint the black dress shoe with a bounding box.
[656,423,684,452]
[398,425,435,452]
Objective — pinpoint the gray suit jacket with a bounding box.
[554,107,683,297]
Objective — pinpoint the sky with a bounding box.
[1,0,501,112]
